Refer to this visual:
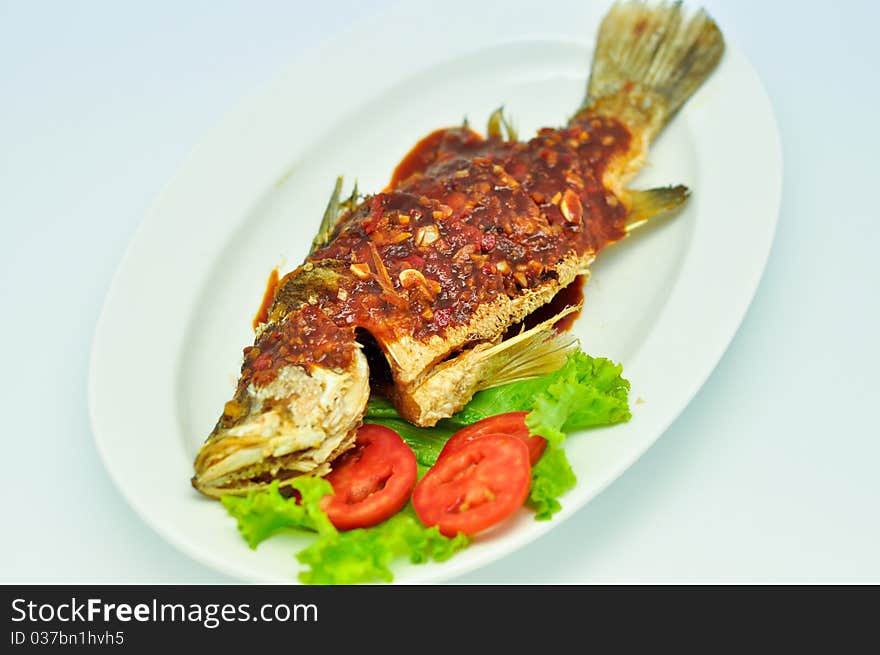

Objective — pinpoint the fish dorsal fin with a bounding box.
[310,176,344,254]
[486,106,518,142]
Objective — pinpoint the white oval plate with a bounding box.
[89,0,781,583]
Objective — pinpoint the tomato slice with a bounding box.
[439,412,546,465]
[412,434,531,537]
[321,424,417,531]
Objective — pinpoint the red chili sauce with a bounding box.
[247,114,630,385]
[252,268,280,330]
[310,116,629,339]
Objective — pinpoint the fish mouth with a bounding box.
[192,352,369,498]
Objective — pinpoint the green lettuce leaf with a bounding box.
[222,477,467,584]
[525,350,631,446]
[297,506,469,585]
[221,477,335,548]
[363,395,401,420]
[365,397,453,466]
[363,415,455,468]
[528,445,577,520]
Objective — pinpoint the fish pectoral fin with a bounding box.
[393,307,580,426]
[624,185,690,233]
[474,306,580,391]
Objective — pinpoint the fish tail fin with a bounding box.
[582,1,725,141]
[310,176,344,253]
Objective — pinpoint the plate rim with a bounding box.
[88,2,782,584]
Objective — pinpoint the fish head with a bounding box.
[191,303,368,498]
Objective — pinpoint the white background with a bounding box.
[2,0,878,583]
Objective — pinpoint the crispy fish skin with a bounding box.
[192,1,724,496]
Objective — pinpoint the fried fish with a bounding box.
[193,1,724,497]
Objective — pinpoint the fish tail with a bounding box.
[581,1,725,142]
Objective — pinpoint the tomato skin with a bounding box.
[412,434,531,537]
[439,412,546,465]
[321,424,417,531]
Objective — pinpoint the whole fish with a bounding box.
[193,1,724,497]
